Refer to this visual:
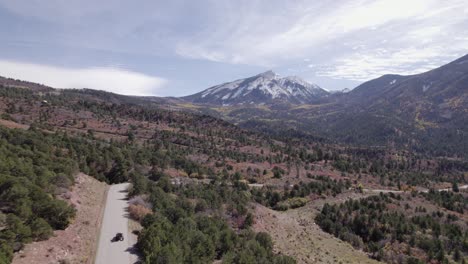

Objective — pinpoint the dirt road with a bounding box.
[95,183,136,264]
[365,184,468,194]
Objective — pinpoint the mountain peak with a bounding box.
[257,70,278,79]
[182,71,328,105]
[283,75,303,82]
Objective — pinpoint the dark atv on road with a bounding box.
[111,233,124,242]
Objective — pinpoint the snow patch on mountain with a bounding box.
[422,83,431,92]
[183,70,328,105]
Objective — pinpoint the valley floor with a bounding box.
[12,173,108,264]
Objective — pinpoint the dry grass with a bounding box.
[128,204,152,222]
[0,119,29,129]
[252,192,382,264]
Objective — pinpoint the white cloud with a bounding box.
[316,13,468,82]
[0,60,167,96]
[316,44,468,81]
[173,0,468,82]
[1,0,468,87]
[175,0,455,65]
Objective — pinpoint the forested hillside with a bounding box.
[317,193,468,263]
[0,83,306,263]
[0,127,76,262]
[0,78,466,263]
[177,54,468,158]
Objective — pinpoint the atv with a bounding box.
[111,232,124,242]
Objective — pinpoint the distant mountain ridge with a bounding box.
[345,54,468,128]
[178,54,468,156]
[182,70,328,105]
[0,76,53,92]
[349,54,468,105]
[0,54,466,156]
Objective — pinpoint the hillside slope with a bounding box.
[1,76,466,264]
[180,55,468,157]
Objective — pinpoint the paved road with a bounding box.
[95,183,134,264]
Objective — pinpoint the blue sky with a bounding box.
[0,0,467,96]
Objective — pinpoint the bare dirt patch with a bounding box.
[0,119,29,129]
[13,173,108,264]
[253,192,382,264]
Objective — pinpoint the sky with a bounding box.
[0,0,467,96]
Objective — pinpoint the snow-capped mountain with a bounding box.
[329,88,352,94]
[182,71,329,105]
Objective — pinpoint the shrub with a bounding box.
[129,196,152,209]
[128,204,152,221]
[30,218,53,241]
[255,232,273,251]
[287,197,308,209]
[243,213,254,228]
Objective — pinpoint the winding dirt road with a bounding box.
[364,184,468,194]
[95,183,136,264]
